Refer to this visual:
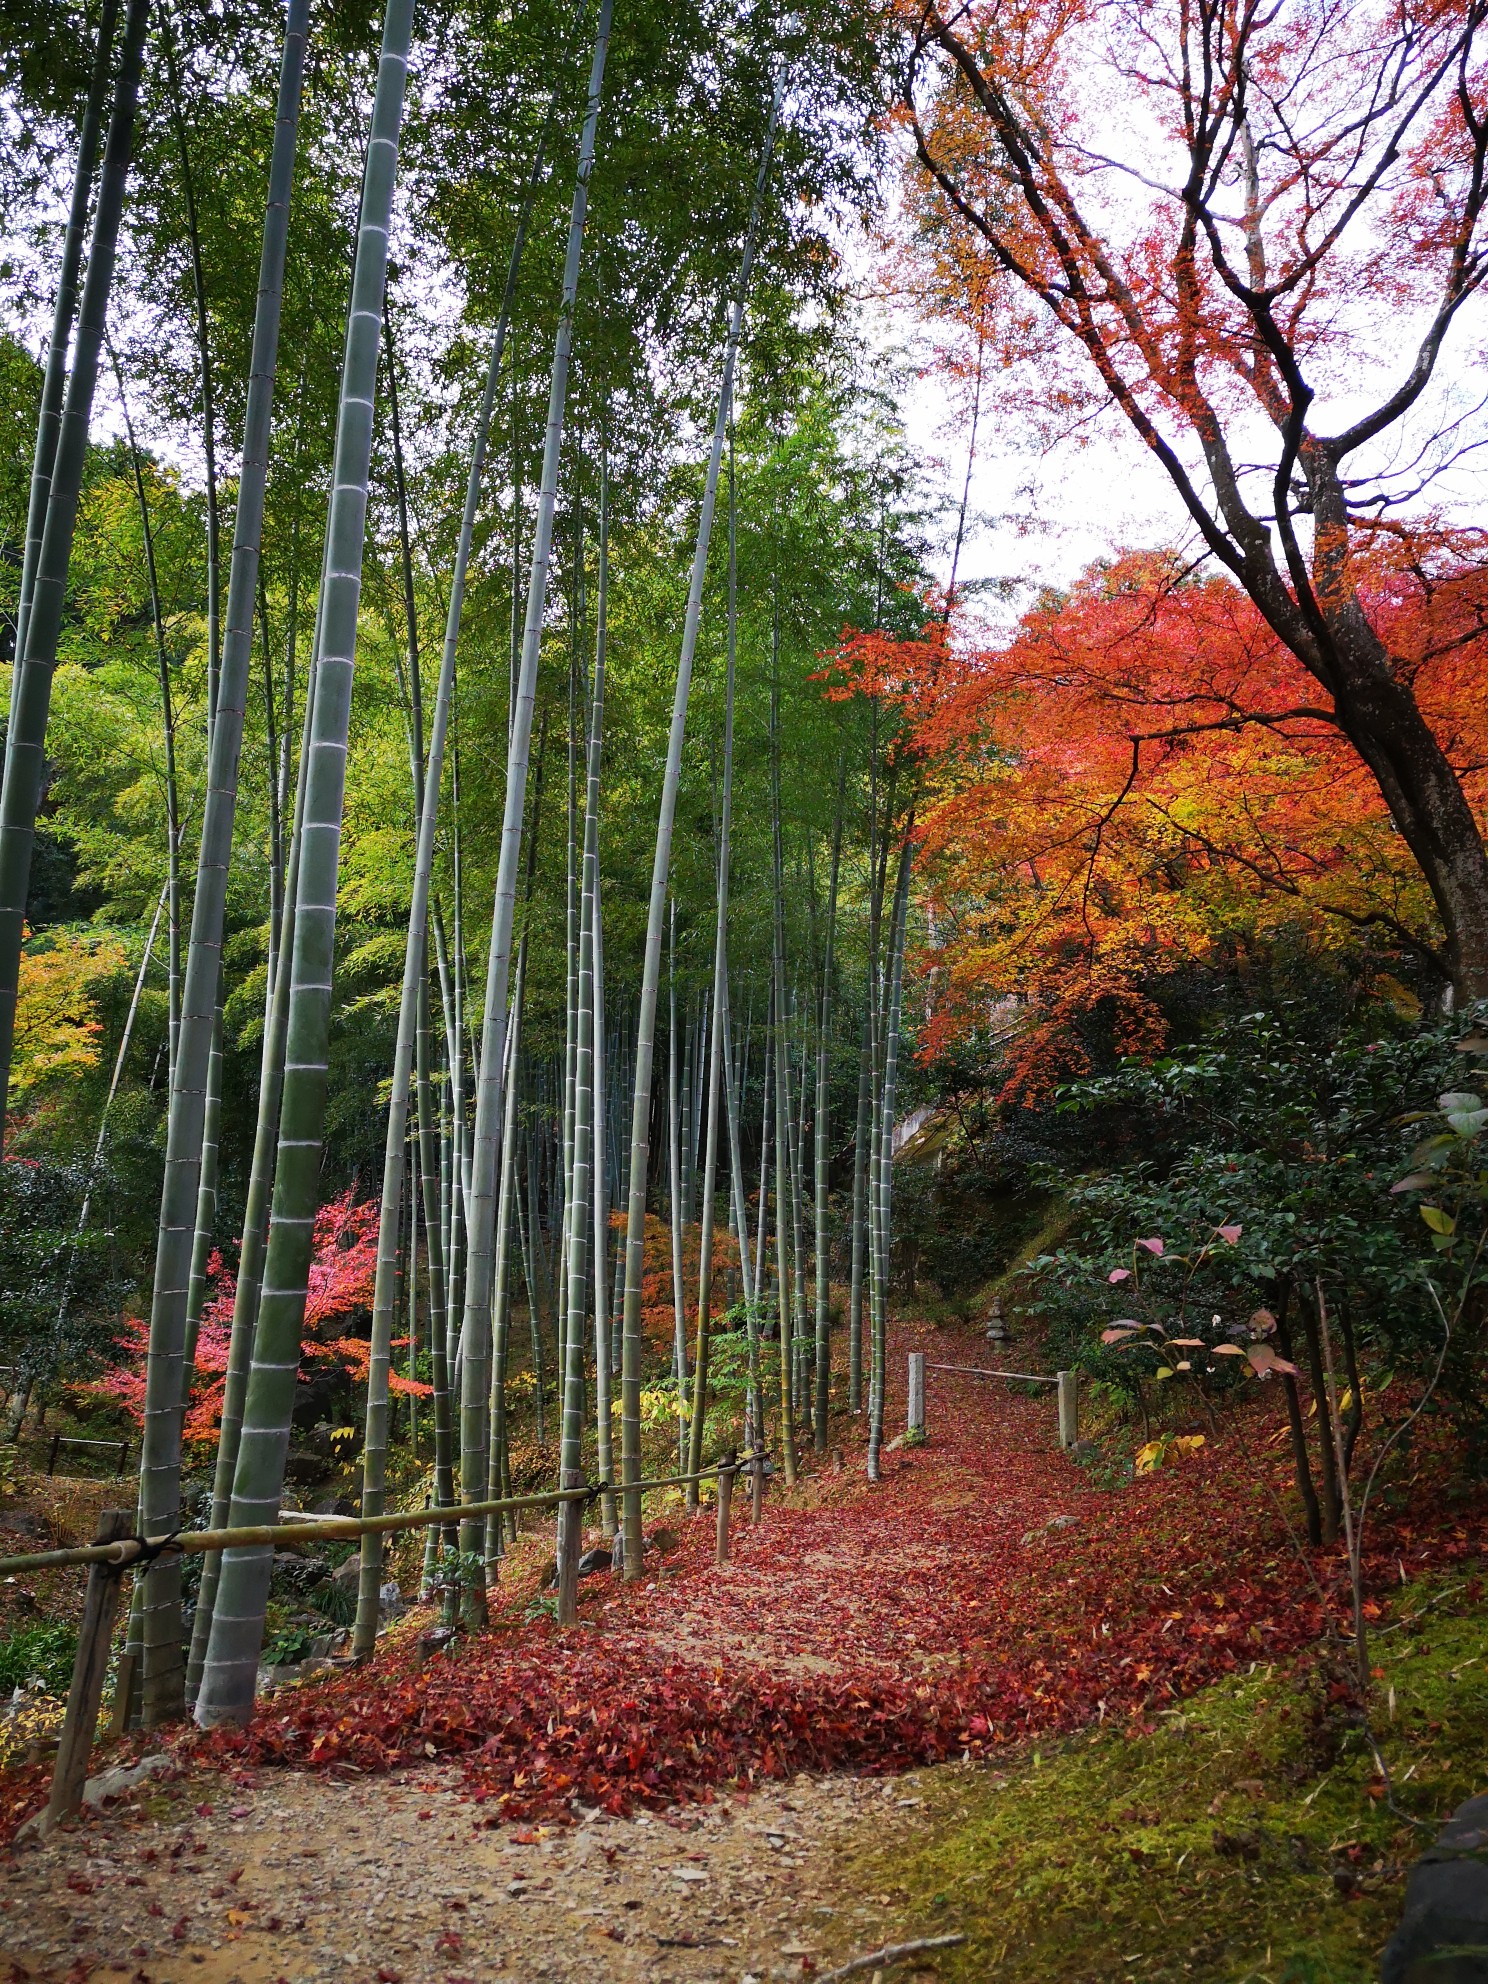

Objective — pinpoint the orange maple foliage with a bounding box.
[896,0,1488,995]
[832,543,1488,1097]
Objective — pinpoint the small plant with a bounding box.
[262,1621,318,1668]
[0,1621,77,1695]
[431,1544,485,1628]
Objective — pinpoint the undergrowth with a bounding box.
[847,1570,1487,1984]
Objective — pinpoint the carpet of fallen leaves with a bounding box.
[3,1321,1481,1843]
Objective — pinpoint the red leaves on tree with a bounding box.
[831,549,1488,1094]
[88,1192,411,1443]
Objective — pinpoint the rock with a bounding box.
[576,1547,613,1578]
[415,1626,457,1666]
[0,1513,48,1544]
[378,1579,402,1618]
[82,1752,171,1809]
[1382,1793,1488,1983]
[331,1555,362,1592]
[312,1494,356,1516]
[648,1528,682,1556]
[538,1556,559,1590]
[1069,1440,1101,1461]
[1047,1514,1080,1531]
[17,1752,172,1838]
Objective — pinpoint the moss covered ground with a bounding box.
[842,1568,1487,1984]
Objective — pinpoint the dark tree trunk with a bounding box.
[1274,1288,1323,1548]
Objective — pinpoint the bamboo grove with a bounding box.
[0,0,927,1727]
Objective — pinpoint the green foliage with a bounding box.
[1024,1008,1488,1435]
[0,1620,78,1695]
[0,1152,125,1390]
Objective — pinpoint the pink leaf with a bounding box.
[1136,1237,1164,1256]
[1101,1327,1140,1344]
[1107,1267,1132,1283]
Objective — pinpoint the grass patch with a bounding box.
[840,1569,1486,1983]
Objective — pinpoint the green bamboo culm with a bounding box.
[194,0,415,1729]
[0,0,149,1150]
[685,427,739,1492]
[554,490,608,1624]
[619,85,782,1577]
[354,58,557,1656]
[455,0,613,1529]
[813,765,845,1451]
[9,0,119,735]
[134,0,310,1726]
[866,833,912,1483]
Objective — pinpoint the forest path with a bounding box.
[590,1319,1087,1679]
[1,1316,1360,1984]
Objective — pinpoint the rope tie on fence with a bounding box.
[127,1527,182,1570]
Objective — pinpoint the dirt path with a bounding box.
[0,1319,1367,1980]
[0,1757,944,1984]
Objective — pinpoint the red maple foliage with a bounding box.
[89,1192,422,1444]
[830,544,1488,1096]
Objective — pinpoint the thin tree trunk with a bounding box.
[455,1,614,1527]
[194,0,413,1728]
[668,902,688,1462]
[555,523,606,1624]
[486,938,528,1576]
[619,89,781,1573]
[0,0,150,1147]
[813,764,845,1450]
[685,434,740,1493]
[136,0,309,1724]
[160,13,222,728]
[9,0,118,720]
[867,836,912,1483]
[110,350,183,1081]
[590,456,615,1536]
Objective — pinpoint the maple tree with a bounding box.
[834,541,1488,1096]
[89,1193,418,1445]
[899,0,1488,996]
[8,926,128,1119]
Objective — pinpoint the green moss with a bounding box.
[843,1571,1487,1983]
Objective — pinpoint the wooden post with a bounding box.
[752,1448,764,1524]
[1057,1369,1078,1449]
[45,1509,131,1831]
[715,1463,735,1565]
[907,1352,925,1440]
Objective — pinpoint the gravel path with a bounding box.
[0,1757,942,1984]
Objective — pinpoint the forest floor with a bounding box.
[1,1315,1484,1984]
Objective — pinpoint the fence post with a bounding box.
[45,1509,132,1831]
[907,1353,926,1440]
[1057,1369,1078,1450]
[715,1462,735,1565]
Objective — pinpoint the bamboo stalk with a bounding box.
[686,428,739,1493]
[619,85,782,1576]
[0,0,150,1146]
[194,0,415,1729]
[138,0,310,1725]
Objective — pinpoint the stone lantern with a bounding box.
[986,1294,1009,1344]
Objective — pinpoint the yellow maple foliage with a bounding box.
[11,926,129,1102]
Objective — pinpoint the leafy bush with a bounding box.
[0,1622,78,1695]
